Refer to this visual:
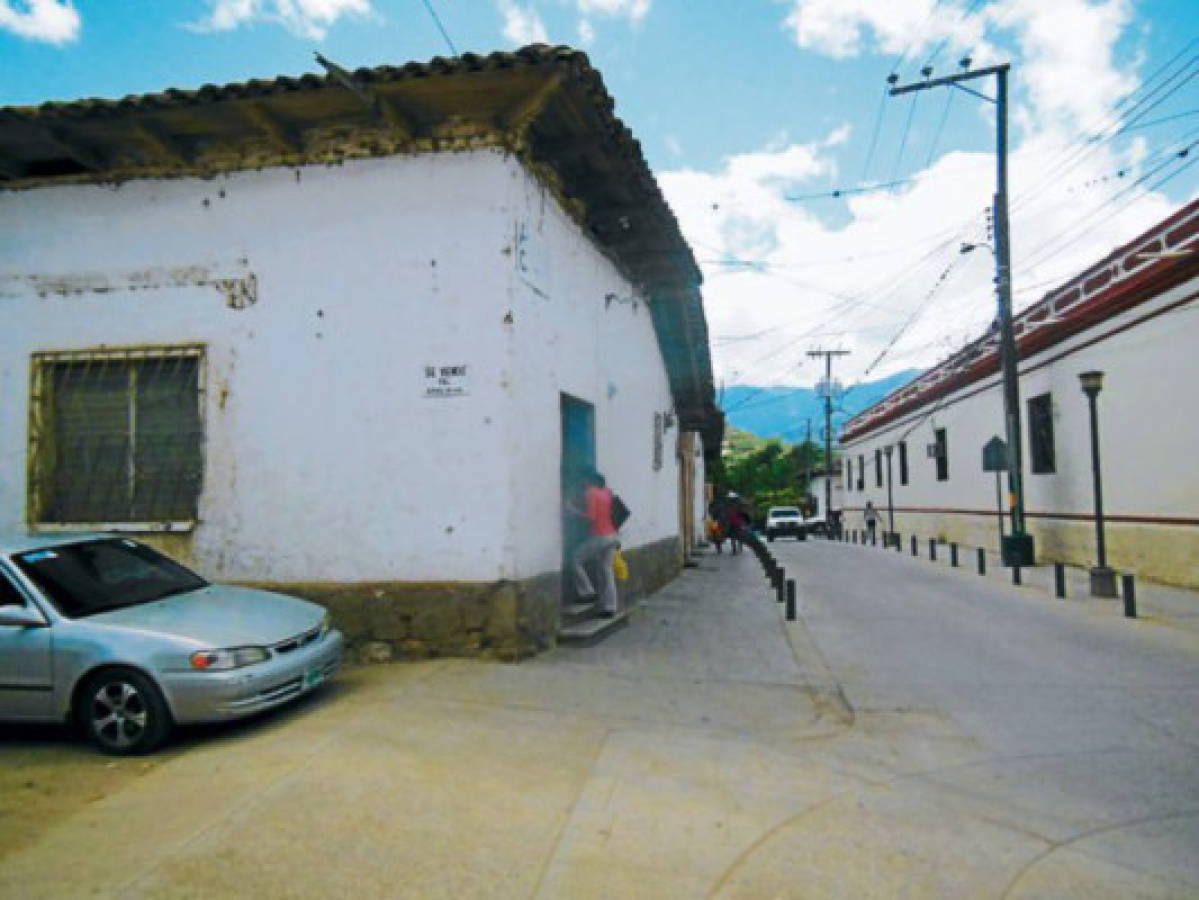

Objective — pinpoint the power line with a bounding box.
[419,0,457,56]
[891,93,921,183]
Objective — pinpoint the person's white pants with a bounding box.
[572,534,621,613]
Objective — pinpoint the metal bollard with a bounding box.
[1054,563,1066,598]
[929,538,937,562]
[895,534,902,552]
[1123,574,1137,619]
[950,543,959,567]
[871,531,878,547]
[911,535,918,556]
[1012,565,1021,585]
[786,579,797,620]
[776,571,786,604]
[977,547,986,575]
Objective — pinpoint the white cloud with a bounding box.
[189,0,372,40]
[660,127,1174,389]
[577,17,595,45]
[499,0,548,45]
[706,0,1175,391]
[0,0,80,44]
[990,0,1136,133]
[783,0,1136,138]
[783,0,984,60]
[578,0,650,25]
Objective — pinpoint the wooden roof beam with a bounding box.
[0,153,21,179]
[131,121,189,167]
[241,103,300,154]
[503,72,563,137]
[40,124,105,171]
[375,95,414,141]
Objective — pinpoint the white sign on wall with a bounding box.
[423,364,470,398]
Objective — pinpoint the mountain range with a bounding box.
[720,369,922,443]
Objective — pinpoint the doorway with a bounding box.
[560,394,595,603]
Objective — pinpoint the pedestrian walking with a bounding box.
[726,496,750,554]
[567,468,622,616]
[864,500,878,542]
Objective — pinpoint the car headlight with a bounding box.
[190,646,270,670]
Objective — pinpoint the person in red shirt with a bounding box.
[568,468,621,616]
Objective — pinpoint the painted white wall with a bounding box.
[809,474,843,517]
[499,162,681,576]
[840,275,1198,545]
[1,149,688,585]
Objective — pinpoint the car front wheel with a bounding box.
[77,667,172,755]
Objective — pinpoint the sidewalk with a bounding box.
[1,547,1194,898]
[829,530,1199,636]
[0,552,850,899]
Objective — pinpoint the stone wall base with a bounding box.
[239,535,682,663]
[876,512,1199,590]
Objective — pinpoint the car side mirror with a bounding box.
[0,604,48,628]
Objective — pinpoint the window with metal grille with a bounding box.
[1028,393,1055,474]
[29,347,204,527]
[899,441,909,486]
[933,428,949,481]
[875,448,882,487]
[856,454,864,491]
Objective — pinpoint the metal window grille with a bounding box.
[875,448,883,487]
[29,346,205,529]
[898,441,909,485]
[1028,393,1056,474]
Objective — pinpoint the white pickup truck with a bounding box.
[765,506,807,541]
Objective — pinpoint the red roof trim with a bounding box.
[842,199,1199,442]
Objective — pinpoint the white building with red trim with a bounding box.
[839,199,1199,588]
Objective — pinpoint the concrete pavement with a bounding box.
[1,540,1197,898]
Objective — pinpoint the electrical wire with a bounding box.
[891,94,921,183]
[419,0,458,56]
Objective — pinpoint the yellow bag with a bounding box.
[612,549,629,581]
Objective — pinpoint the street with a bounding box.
[2,539,1197,897]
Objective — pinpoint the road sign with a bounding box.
[982,436,1009,472]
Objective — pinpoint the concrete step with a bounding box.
[558,610,630,646]
[561,600,600,626]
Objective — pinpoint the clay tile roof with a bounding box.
[0,44,719,433]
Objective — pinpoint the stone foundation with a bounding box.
[879,512,1199,590]
[240,535,682,663]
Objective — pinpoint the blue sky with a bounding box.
[2,1,1197,391]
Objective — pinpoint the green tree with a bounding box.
[718,429,826,520]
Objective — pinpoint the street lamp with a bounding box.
[1079,370,1117,597]
[883,444,895,547]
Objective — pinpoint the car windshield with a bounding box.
[13,538,207,618]
[772,510,800,519]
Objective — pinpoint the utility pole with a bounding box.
[889,60,1033,566]
[808,349,850,525]
[804,417,812,494]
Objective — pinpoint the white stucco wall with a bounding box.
[1,149,688,585]
[840,274,1198,582]
[499,161,682,576]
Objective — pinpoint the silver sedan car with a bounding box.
[0,533,344,755]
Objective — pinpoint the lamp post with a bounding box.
[1079,370,1117,597]
[884,444,895,547]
